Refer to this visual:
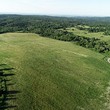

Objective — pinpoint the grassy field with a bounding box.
[0,33,110,110]
[66,27,110,43]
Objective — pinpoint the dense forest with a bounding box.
[1,15,110,53]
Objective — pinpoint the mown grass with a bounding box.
[0,33,110,110]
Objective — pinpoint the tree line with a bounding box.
[0,15,110,53]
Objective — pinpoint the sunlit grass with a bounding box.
[66,27,110,43]
[0,33,110,110]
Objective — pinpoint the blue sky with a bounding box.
[0,0,110,16]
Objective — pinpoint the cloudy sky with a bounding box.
[0,0,110,16]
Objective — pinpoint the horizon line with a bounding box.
[0,13,110,18]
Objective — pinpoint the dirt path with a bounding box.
[62,49,87,57]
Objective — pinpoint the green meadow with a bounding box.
[0,33,110,110]
[66,27,110,43]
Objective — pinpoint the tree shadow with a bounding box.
[0,105,17,110]
[0,64,20,110]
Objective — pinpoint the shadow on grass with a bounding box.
[0,64,20,110]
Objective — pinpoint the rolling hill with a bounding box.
[0,33,110,110]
